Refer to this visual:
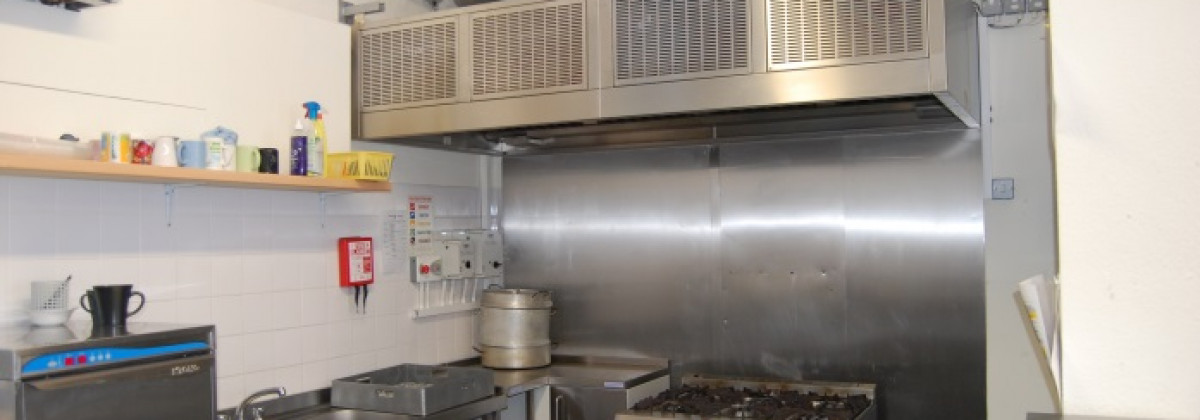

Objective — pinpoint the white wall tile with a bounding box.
[98,211,141,254]
[351,352,376,375]
[241,254,274,294]
[210,216,244,253]
[134,299,177,323]
[351,316,377,352]
[217,376,246,411]
[241,370,282,399]
[271,290,303,329]
[330,320,353,357]
[8,178,57,215]
[375,314,401,350]
[276,365,305,395]
[211,295,247,336]
[301,360,331,392]
[300,288,329,326]
[270,253,303,291]
[300,324,332,362]
[94,256,140,288]
[240,294,275,334]
[8,210,59,256]
[329,286,357,321]
[100,183,142,215]
[171,214,212,253]
[271,327,306,367]
[176,255,213,299]
[329,356,357,380]
[217,335,247,378]
[243,332,278,370]
[211,254,244,296]
[137,255,178,301]
[176,297,214,325]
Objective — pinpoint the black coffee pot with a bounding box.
[80,285,145,327]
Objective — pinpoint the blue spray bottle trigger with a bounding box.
[303,102,322,120]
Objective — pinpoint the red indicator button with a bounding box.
[78,355,88,364]
[64,357,75,366]
[420,265,431,274]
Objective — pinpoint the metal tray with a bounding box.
[616,375,877,420]
[331,364,495,416]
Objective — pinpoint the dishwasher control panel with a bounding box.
[21,341,209,375]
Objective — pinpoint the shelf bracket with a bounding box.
[319,192,353,228]
[164,184,199,227]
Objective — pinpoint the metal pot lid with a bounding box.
[481,288,553,309]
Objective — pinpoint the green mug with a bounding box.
[236,145,261,173]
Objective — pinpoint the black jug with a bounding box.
[80,285,145,327]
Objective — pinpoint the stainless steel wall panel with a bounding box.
[502,146,719,375]
[840,130,984,419]
[714,138,851,382]
[501,127,984,419]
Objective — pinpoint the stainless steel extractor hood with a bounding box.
[354,0,980,148]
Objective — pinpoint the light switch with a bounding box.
[992,178,1015,200]
[477,231,504,277]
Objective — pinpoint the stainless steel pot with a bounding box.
[478,288,552,369]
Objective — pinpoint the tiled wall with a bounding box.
[0,145,488,409]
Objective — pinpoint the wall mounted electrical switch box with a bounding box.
[476,231,504,277]
[411,255,443,283]
[439,241,464,279]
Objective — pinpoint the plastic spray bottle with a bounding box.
[303,101,325,177]
[290,118,308,176]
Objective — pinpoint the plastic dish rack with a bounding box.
[326,151,394,181]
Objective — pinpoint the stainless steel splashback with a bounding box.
[501,127,984,419]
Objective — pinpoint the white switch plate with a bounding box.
[477,231,504,277]
[440,241,463,278]
[992,178,1015,200]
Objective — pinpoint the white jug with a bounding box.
[152,136,179,167]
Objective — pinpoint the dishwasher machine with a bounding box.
[0,322,216,420]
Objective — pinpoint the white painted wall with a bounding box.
[0,0,490,410]
[255,0,455,24]
[1053,1,1200,418]
[0,0,351,173]
[982,21,1059,420]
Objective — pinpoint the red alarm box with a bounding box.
[338,237,375,287]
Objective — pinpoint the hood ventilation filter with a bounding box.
[768,0,926,71]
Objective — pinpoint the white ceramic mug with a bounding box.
[203,137,233,170]
[151,137,179,167]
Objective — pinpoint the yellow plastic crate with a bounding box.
[325,151,394,181]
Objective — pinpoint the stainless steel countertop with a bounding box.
[446,355,671,396]
[231,356,670,420]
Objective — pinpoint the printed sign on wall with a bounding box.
[407,196,434,254]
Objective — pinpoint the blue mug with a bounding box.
[178,140,206,168]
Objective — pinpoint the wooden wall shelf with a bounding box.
[0,153,391,192]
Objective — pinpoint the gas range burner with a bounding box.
[620,377,875,420]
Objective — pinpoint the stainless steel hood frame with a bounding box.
[355,0,980,142]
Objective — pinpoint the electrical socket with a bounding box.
[1026,0,1047,12]
[976,0,1004,16]
[1002,0,1026,14]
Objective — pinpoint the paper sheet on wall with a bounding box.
[380,211,408,275]
[1018,274,1061,402]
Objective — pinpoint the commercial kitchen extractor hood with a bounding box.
[353,0,980,146]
